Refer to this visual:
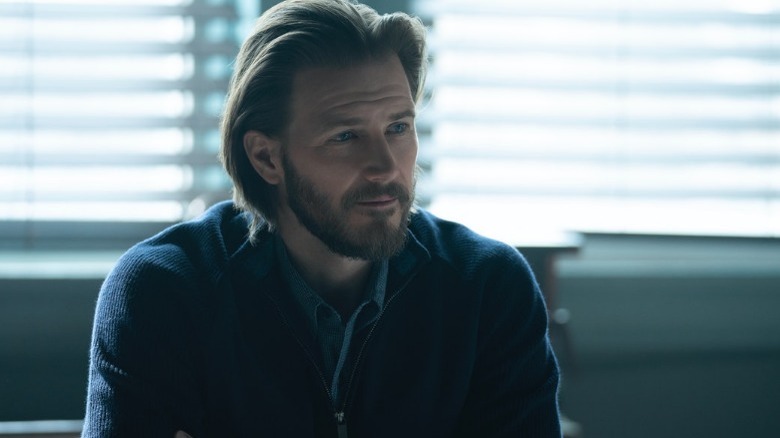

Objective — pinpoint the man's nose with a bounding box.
[362,134,398,181]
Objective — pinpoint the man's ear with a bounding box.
[243,130,283,185]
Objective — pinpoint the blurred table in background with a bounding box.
[0,421,82,438]
[517,233,583,438]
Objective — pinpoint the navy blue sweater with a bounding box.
[83,201,561,437]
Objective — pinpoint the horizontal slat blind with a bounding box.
[414,0,780,240]
[0,0,238,247]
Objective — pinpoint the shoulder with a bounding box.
[87,205,254,419]
[98,201,252,315]
[408,208,530,278]
[113,201,250,283]
[406,211,548,355]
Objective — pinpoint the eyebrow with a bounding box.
[319,109,416,131]
[389,109,416,121]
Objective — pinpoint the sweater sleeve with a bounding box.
[82,245,206,438]
[455,245,561,438]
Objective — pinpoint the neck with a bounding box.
[277,216,373,318]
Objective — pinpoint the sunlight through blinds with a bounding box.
[414,0,780,239]
[0,0,238,248]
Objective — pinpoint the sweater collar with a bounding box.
[232,211,431,287]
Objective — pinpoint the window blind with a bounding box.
[3,0,778,251]
[0,0,241,249]
[414,0,780,241]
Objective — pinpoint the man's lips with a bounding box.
[344,182,410,209]
[356,195,397,206]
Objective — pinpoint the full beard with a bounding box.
[282,153,414,261]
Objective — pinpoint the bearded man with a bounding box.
[82,1,561,436]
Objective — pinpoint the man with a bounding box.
[82,0,561,436]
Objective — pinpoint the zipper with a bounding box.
[268,292,351,436]
[335,272,418,429]
[267,264,422,437]
[335,411,348,438]
[264,293,335,406]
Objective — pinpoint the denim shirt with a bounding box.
[274,236,388,406]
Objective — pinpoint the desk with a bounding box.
[517,236,582,438]
[516,233,581,374]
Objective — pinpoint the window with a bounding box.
[415,0,780,240]
[0,0,251,250]
[3,0,778,255]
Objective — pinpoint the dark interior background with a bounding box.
[2,234,779,438]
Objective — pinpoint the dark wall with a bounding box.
[557,275,780,438]
[0,279,100,421]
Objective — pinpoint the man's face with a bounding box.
[277,56,418,260]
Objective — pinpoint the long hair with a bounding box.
[219,0,428,238]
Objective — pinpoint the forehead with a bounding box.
[288,56,414,129]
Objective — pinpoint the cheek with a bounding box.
[399,141,419,178]
[309,164,357,195]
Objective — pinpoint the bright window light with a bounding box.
[418,0,780,239]
[0,0,236,227]
[0,17,190,43]
[0,55,193,81]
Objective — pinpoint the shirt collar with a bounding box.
[274,234,388,330]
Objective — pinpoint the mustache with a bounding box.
[342,182,412,207]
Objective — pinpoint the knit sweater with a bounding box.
[83,201,561,437]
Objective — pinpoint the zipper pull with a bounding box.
[335,411,348,438]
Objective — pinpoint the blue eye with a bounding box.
[331,131,356,142]
[388,123,409,135]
